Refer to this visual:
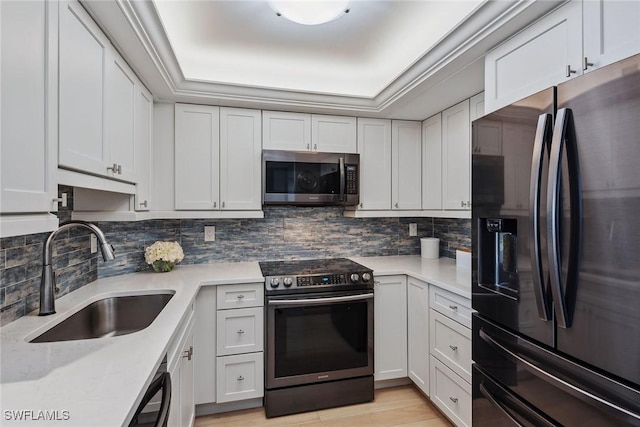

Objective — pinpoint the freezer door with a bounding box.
[472,87,555,347]
[554,53,640,386]
[473,314,640,426]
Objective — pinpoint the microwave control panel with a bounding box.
[346,165,358,194]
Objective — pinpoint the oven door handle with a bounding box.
[268,293,374,306]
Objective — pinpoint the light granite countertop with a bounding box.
[0,256,470,426]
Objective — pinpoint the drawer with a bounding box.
[217,307,264,356]
[429,356,471,427]
[217,283,264,310]
[216,352,264,403]
[430,309,471,383]
[429,286,472,328]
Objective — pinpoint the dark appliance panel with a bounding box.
[552,54,640,386]
[472,87,556,347]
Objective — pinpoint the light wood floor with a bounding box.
[194,385,454,427]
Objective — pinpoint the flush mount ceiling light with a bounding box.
[268,1,350,26]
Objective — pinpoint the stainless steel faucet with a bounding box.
[39,221,116,316]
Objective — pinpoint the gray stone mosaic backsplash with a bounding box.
[1,187,470,325]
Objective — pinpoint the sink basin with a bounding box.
[30,293,174,343]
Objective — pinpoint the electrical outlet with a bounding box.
[409,223,417,237]
[204,226,216,242]
[90,234,98,254]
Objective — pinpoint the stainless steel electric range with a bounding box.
[259,258,375,418]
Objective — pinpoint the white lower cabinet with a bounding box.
[428,286,472,427]
[374,275,407,380]
[407,277,429,395]
[215,283,264,404]
[168,306,195,427]
[429,356,471,427]
[194,288,217,405]
[216,352,264,403]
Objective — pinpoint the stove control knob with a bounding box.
[270,277,280,288]
[350,273,360,283]
[283,277,293,287]
[362,272,372,282]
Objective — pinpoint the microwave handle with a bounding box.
[339,157,345,202]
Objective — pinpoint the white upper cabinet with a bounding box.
[263,111,356,153]
[311,115,357,153]
[583,0,640,73]
[357,118,392,210]
[58,0,109,176]
[485,1,582,113]
[105,53,136,182]
[262,111,311,151]
[134,85,153,211]
[392,120,422,210]
[470,92,502,156]
[175,105,262,211]
[219,107,262,210]
[1,0,57,214]
[442,100,471,210]
[421,114,442,210]
[175,104,221,210]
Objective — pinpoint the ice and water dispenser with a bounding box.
[477,218,519,299]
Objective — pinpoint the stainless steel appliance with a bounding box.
[129,357,171,427]
[260,258,374,418]
[262,150,359,206]
[472,54,640,426]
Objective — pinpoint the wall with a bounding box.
[1,186,471,325]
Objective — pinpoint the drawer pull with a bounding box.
[449,345,458,351]
[449,305,458,311]
[237,329,245,334]
[449,397,459,404]
[237,375,244,381]
[237,294,245,299]
[182,346,193,361]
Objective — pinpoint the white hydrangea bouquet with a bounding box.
[145,241,184,273]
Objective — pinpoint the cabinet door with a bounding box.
[442,100,470,210]
[194,288,216,405]
[583,0,640,73]
[134,85,153,211]
[219,108,262,210]
[105,52,136,182]
[421,114,442,210]
[312,115,357,153]
[58,0,109,175]
[167,354,181,427]
[175,104,220,210]
[408,278,429,395]
[392,121,422,210]
[216,307,264,356]
[357,118,392,210]
[262,111,310,151]
[374,275,407,381]
[484,1,582,113]
[180,327,195,427]
[470,92,502,156]
[216,353,264,403]
[1,0,57,213]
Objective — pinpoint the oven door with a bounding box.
[266,290,374,389]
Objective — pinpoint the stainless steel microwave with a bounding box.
[263,150,359,206]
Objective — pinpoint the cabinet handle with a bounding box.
[359,202,363,208]
[460,201,465,208]
[222,201,225,208]
[583,57,594,71]
[449,305,458,311]
[449,397,459,404]
[213,202,217,208]
[566,65,577,77]
[313,144,317,151]
[237,294,245,299]
[182,345,193,361]
[237,329,245,334]
[139,200,148,208]
[107,163,121,174]
[237,375,244,381]
[449,345,458,352]
[394,203,399,208]
[307,144,310,150]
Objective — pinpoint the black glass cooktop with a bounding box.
[259,258,370,277]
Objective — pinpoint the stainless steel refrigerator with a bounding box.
[472,53,640,426]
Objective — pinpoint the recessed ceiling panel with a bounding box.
[153,0,483,97]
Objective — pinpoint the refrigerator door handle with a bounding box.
[546,108,582,328]
[479,328,640,423]
[529,113,554,321]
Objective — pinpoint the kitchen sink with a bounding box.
[30,293,174,343]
